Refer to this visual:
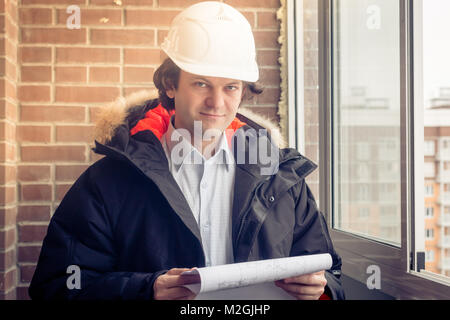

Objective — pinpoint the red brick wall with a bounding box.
[0,0,283,300]
[0,0,19,300]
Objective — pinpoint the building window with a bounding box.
[424,185,434,197]
[425,207,434,218]
[424,140,435,156]
[425,229,434,240]
[425,250,434,262]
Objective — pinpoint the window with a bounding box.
[292,0,450,298]
[424,184,434,197]
[424,162,435,178]
[424,140,435,156]
[331,0,401,246]
[425,229,434,240]
[424,207,434,218]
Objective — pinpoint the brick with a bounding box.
[20,184,52,202]
[5,0,17,22]
[0,207,17,229]
[123,86,155,97]
[0,228,16,249]
[256,87,280,104]
[56,184,72,202]
[4,79,16,101]
[304,68,318,87]
[18,245,42,263]
[0,248,15,271]
[224,0,280,8]
[304,30,318,50]
[17,125,51,143]
[0,165,16,184]
[157,29,168,46]
[257,12,278,29]
[0,269,16,292]
[90,0,154,5]
[90,149,105,163]
[89,67,120,83]
[157,0,209,7]
[259,68,280,86]
[0,186,16,206]
[21,66,51,83]
[124,48,160,65]
[21,146,86,162]
[0,121,16,141]
[253,30,280,49]
[5,60,16,81]
[21,28,87,44]
[304,49,318,68]
[20,105,85,123]
[90,29,155,46]
[123,67,154,83]
[55,66,87,83]
[22,0,86,5]
[55,165,88,181]
[125,9,179,26]
[5,38,17,63]
[18,85,51,102]
[56,125,95,143]
[18,225,47,243]
[57,8,122,26]
[16,286,29,300]
[18,205,51,223]
[19,8,53,25]
[0,101,17,122]
[56,47,120,64]
[20,47,52,63]
[17,165,51,182]
[20,265,36,283]
[0,143,16,162]
[5,15,18,40]
[55,86,120,103]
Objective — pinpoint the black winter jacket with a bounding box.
[29,90,345,300]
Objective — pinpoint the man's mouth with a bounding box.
[199,112,225,118]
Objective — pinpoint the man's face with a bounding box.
[166,70,245,136]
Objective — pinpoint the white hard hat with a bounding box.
[161,1,259,82]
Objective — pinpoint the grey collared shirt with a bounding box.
[161,115,235,267]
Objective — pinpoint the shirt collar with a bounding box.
[163,115,234,173]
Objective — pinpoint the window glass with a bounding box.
[422,0,450,278]
[332,0,401,245]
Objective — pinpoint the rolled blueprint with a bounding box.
[182,253,332,295]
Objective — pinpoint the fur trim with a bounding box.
[94,90,286,148]
[94,89,158,144]
[238,107,287,148]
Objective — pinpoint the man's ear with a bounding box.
[166,86,175,99]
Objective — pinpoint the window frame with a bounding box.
[314,0,450,298]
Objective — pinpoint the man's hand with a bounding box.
[274,270,327,300]
[153,268,200,300]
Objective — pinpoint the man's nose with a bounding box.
[205,89,225,109]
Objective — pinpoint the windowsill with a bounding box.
[410,270,450,286]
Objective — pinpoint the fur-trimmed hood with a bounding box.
[94,89,287,149]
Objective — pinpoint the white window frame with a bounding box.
[288,0,450,298]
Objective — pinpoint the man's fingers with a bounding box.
[154,286,196,300]
[166,268,192,275]
[283,272,327,287]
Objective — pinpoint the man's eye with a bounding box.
[226,85,238,91]
[195,82,207,88]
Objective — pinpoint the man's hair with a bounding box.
[153,58,264,111]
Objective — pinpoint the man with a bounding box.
[29,1,345,300]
